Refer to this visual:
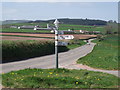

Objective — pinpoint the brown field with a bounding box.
[1,36,53,41]
[1,33,55,38]
[0,33,97,40]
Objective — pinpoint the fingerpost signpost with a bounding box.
[54,19,59,69]
[54,19,74,69]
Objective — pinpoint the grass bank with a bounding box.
[2,40,68,63]
[67,39,86,49]
[77,35,119,70]
[2,39,86,63]
[2,68,119,88]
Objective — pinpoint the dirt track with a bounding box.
[1,33,97,40]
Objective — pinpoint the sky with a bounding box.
[1,0,119,2]
[1,1,119,22]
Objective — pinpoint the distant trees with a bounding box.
[105,20,118,34]
[55,19,107,26]
[105,25,113,34]
[29,18,107,26]
[108,20,117,23]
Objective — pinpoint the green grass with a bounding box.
[67,39,86,49]
[2,22,47,27]
[77,35,119,70]
[1,28,51,33]
[2,68,119,88]
[59,24,105,33]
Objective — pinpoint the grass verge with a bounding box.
[2,68,119,88]
[77,35,119,70]
[67,39,86,49]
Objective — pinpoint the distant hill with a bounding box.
[2,18,107,26]
[2,20,32,25]
[29,18,107,26]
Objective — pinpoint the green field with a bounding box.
[59,24,105,32]
[1,22,106,33]
[67,39,86,49]
[1,28,51,33]
[77,35,119,70]
[2,22,118,34]
[2,68,119,88]
[2,22,47,27]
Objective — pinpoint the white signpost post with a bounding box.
[54,19,74,69]
[54,19,59,69]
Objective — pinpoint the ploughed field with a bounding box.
[1,33,97,40]
[1,36,53,41]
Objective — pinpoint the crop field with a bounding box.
[77,35,119,70]
[1,33,55,38]
[1,28,51,33]
[59,24,105,32]
[2,22,47,27]
[2,68,119,88]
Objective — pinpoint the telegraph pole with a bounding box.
[54,19,59,69]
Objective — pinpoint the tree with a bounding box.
[105,25,113,34]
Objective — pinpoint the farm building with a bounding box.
[17,24,52,30]
[10,26,17,28]
[75,30,101,34]
[18,25,36,29]
[51,30,74,33]
[34,27,52,30]
[34,24,54,30]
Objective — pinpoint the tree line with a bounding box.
[29,18,107,26]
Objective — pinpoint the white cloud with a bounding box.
[1,0,119,2]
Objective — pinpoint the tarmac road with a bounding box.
[1,39,119,77]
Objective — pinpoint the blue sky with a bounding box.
[2,2,118,22]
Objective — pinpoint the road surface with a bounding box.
[1,39,119,77]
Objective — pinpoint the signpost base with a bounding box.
[55,45,58,69]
